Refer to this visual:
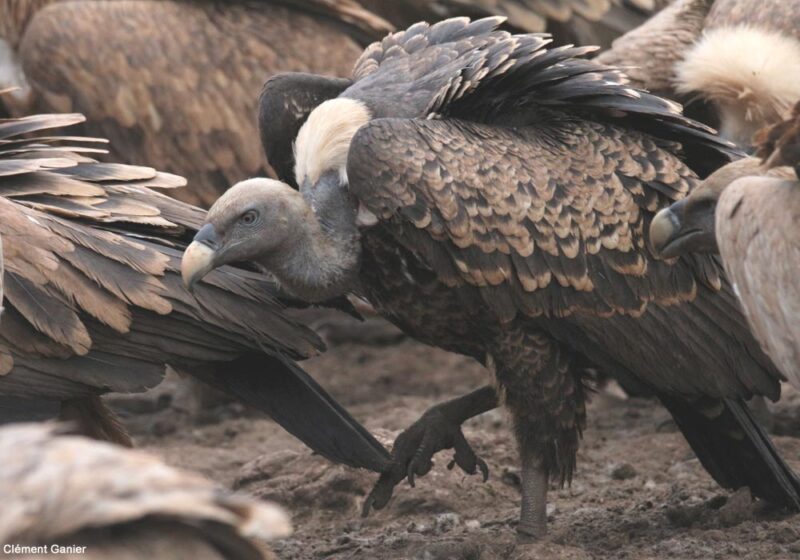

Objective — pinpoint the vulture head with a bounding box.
[182,175,362,303]
[649,158,763,258]
[651,102,800,259]
[183,97,371,301]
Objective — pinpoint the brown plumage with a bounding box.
[650,104,800,388]
[188,18,800,538]
[360,0,671,47]
[597,0,800,148]
[0,423,290,560]
[0,107,389,471]
[0,0,391,208]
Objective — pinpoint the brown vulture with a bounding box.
[596,0,800,149]
[0,107,389,473]
[0,423,290,560]
[651,104,800,390]
[0,0,392,207]
[183,18,800,537]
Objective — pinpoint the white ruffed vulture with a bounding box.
[183,18,800,537]
[596,0,800,149]
[0,423,290,560]
[0,107,389,472]
[650,104,800,389]
[0,0,391,207]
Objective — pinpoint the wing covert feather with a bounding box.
[349,117,717,320]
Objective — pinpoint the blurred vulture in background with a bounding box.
[0,0,391,207]
[597,0,800,149]
[0,423,290,560]
[362,0,671,48]
[651,105,800,389]
[0,106,389,473]
[186,18,800,538]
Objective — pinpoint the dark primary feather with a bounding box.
[0,110,389,471]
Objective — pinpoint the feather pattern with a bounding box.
[0,423,290,559]
[0,107,390,472]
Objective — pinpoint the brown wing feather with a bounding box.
[15,1,365,207]
[706,0,800,40]
[596,0,713,93]
[349,117,715,321]
[0,423,290,554]
[0,110,323,397]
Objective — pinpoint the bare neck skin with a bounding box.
[267,171,361,302]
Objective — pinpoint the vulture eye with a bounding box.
[240,210,259,225]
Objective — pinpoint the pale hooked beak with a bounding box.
[181,224,219,291]
[649,207,683,258]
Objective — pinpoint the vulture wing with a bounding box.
[596,0,714,93]
[346,117,780,398]
[0,423,289,559]
[0,110,390,471]
[345,21,783,400]
[359,0,668,45]
[11,0,376,207]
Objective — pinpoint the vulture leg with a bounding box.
[492,328,587,539]
[59,395,133,448]
[362,385,498,516]
[519,447,549,540]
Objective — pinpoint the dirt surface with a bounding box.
[114,319,800,560]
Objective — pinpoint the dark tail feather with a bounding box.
[59,395,134,448]
[191,353,390,473]
[660,394,800,510]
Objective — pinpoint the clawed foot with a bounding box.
[362,405,488,516]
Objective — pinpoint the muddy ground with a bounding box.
[113,317,800,560]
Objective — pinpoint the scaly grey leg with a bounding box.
[517,448,548,540]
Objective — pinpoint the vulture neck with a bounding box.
[269,174,361,303]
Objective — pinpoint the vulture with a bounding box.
[360,0,671,48]
[596,0,800,149]
[0,107,389,473]
[0,0,392,207]
[0,423,291,560]
[650,105,800,389]
[184,18,800,537]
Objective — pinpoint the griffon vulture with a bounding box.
[0,0,391,207]
[596,0,800,149]
[0,108,389,473]
[650,105,800,389]
[0,423,291,560]
[183,18,800,537]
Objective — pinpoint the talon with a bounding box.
[478,458,489,482]
[447,459,456,470]
[408,463,416,487]
[361,495,374,518]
